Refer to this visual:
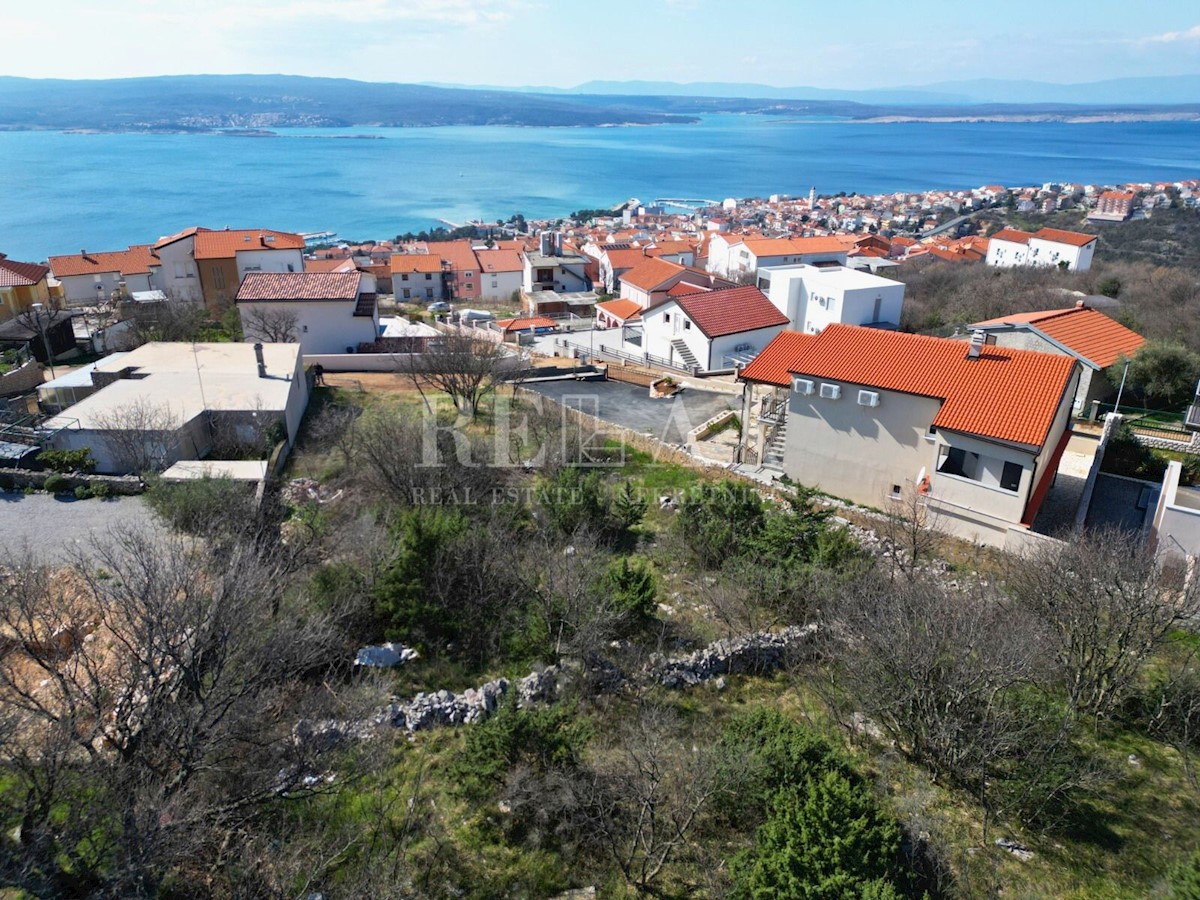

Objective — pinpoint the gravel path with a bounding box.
[0,491,161,562]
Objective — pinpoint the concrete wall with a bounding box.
[479,269,522,302]
[59,272,153,306]
[708,325,786,370]
[155,238,202,303]
[985,238,1029,268]
[239,300,377,355]
[1151,461,1200,560]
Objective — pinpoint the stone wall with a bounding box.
[0,359,43,397]
[0,467,144,495]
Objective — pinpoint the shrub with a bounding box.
[42,473,69,494]
[73,485,93,500]
[90,482,111,499]
[143,476,258,535]
[538,469,644,543]
[603,555,657,630]
[37,448,97,474]
[674,480,765,568]
[1101,421,1166,481]
[1167,849,1200,899]
[373,506,469,644]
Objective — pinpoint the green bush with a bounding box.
[537,468,645,542]
[143,476,257,535]
[603,555,657,630]
[730,772,908,900]
[1167,849,1200,899]
[373,506,469,644]
[73,484,93,500]
[90,482,111,499]
[673,480,765,567]
[1101,421,1167,481]
[37,448,97,474]
[42,473,70,494]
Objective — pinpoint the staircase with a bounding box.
[670,339,699,370]
[762,420,787,469]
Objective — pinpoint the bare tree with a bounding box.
[240,304,300,343]
[89,397,182,473]
[398,331,513,420]
[878,482,941,581]
[1006,528,1200,721]
[128,298,208,344]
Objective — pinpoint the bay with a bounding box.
[0,115,1197,260]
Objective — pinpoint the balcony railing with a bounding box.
[758,395,787,423]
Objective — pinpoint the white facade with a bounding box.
[478,269,522,302]
[706,235,849,278]
[235,247,305,277]
[522,253,591,294]
[239,299,378,355]
[986,233,1096,272]
[986,237,1031,268]
[760,265,905,334]
[57,271,155,306]
[640,302,785,371]
[154,236,203,303]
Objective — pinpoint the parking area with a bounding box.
[0,491,161,562]
[523,378,739,445]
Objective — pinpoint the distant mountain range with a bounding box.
[1,73,1197,132]
[426,74,1200,106]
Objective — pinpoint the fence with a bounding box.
[555,337,694,375]
[1093,402,1196,447]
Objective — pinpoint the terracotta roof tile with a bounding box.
[738,330,816,386]
[786,324,1077,448]
[972,304,1144,369]
[48,245,158,278]
[496,316,556,332]
[667,286,789,339]
[596,298,642,321]
[620,258,685,291]
[989,228,1034,245]
[1032,227,1097,248]
[390,253,446,274]
[0,256,50,287]
[195,229,304,259]
[425,241,480,271]
[474,249,524,273]
[153,226,210,250]
[236,272,360,302]
[304,258,358,274]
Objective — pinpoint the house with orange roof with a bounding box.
[0,253,52,322]
[1089,190,1137,223]
[985,226,1097,272]
[599,247,652,293]
[970,301,1145,415]
[193,229,306,311]
[426,240,485,304]
[739,324,1080,547]
[640,286,789,372]
[390,253,447,303]
[48,245,161,306]
[705,235,849,279]
[236,272,377,355]
[594,298,642,330]
[153,227,211,304]
[474,248,524,302]
[618,258,692,308]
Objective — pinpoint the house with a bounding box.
[735,329,816,467]
[43,342,309,474]
[427,241,483,305]
[236,272,378,355]
[640,286,789,372]
[756,264,904,334]
[0,254,51,322]
[391,254,447,303]
[1089,190,1137,223]
[618,258,691,308]
[740,324,1079,548]
[595,298,642,329]
[48,245,161,306]
[985,227,1097,272]
[494,316,557,338]
[970,301,1145,415]
[474,249,524,302]
[599,247,652,293]
[193,229,306,311]
[705,235,849,279]
[152,226,208,304]
[522,233,591,298]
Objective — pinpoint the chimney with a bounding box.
[1075,299,1086,309]
[967,329,986,359]
[254,342,267,378]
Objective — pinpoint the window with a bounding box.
[819,383,841,400]
[302,324,308,333]
[1001,461,1023,492]
[401,274,409,281]
[492,279,498,288]
[683,320,691,330]
[466,283,473,291]
[402,288,411,299]
[890,484,902,499]
[938,447,972,478]
[287,264,295,272]
[663,313,671,323]
[425,273,432,281]
[93,274,102,283]
[211,266,226,290]
[174,263,185,279]
[464,271,473,278]
[426,288,434,299]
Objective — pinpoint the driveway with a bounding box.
[0,491,161,562]
[523,379,739,445]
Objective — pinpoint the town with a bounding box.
[3,170,1200,897]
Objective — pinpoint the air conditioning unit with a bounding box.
[793,377,814,395]
[819,383,841,400]
[858,390,880,407]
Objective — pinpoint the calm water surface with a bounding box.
[0,115,1196,258]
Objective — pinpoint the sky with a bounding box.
[2,0,1198,88]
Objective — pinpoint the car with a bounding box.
[426,301,451,313]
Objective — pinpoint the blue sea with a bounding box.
[0,115,1197,260]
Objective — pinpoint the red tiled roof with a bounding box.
[989,228,1034,245]
[596,298,642,321]
[604,247,652,270]
[786,324,1077,448]
[1099,190,1136,201]
[621,257,685,292]
[0,256,50,287]
[668,286,789,339]
[972,304,1144,369]
[474,249,523,273]
[236,272,360,302]
[496,316,556,333]
[304,258,358,274]
[425,241,480,272]
[737,236,849,257]
[153,226,210,250]
[48,245,158,278]
[1032,227,1097,248]
[738,330,817,386]
[390,253,445,274]
[668,280,710,297]
[195,229,305,259]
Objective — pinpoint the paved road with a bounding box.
[524,379,739,445]
[0,491,161,562]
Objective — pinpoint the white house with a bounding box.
[43,342,310,474]
[705,235,849,279]
[640,286,789,372]
[985,227,1097,272]
[47,245,161,306]
[152,226,207,303]
[618,258,691,308]
[474,249,524,302]
[236,272,378,355]
[522,246,591,295]
[757,264,905,334]
[742,324,1080,548]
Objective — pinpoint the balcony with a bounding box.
[758,395,787,424]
